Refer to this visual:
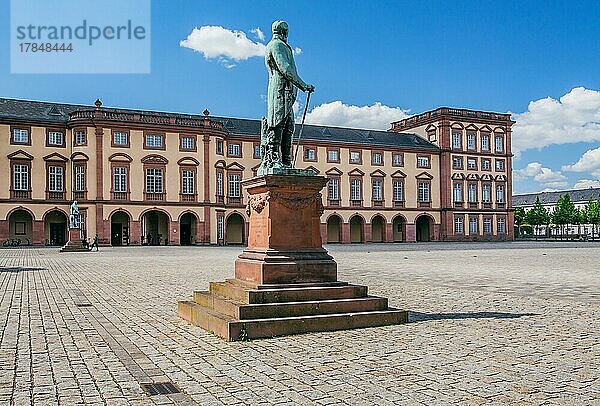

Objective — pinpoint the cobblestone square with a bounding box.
[0,242,598,405]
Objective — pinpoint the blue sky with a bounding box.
[2,0,600,194]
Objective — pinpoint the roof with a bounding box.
[0,97,439,151]
[513,188,600,206]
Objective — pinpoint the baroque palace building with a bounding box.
[0,97,514,246]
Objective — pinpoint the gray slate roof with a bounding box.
[0,97,439,151]
[513,188,600,206]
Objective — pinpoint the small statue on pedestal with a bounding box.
[69,201,80,229]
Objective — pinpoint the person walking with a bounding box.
[91,234,99,251]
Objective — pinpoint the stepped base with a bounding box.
[178,279,407,341]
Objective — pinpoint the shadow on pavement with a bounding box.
[409,311,538,322]
[0,267,46,273]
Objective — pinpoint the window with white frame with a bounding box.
[452,131,462,149]
[392,153,403,166]
[496,184,504,203]
[113,167,128,192]
[228,143,241,157]
[496,160,505,171]
[217,216,224,240]
[48,131,64,146]
[481,134,490,151]
[327,149,339,162]
[467,158,477,170]
[13,128,29,143]
[74,130,86,145]
[467,133,476,150]
[468,183,477,203]
[216,172,224,196]
[453,157,462,169]
[113,131,128,145]
[482,184,491,203]
[74,165,85,192]
[48,166,64,192]
[483,218,492,234]
[350,178,361,201]
[482,159,491,170]
[350,151,361,164]
[328,178,339,200]
[182,169,195,194]
[216,140,224,155]
[304,147,316,160]
[495,135,503,153]
[145,134,164,148]
[454,216,464,233]
[497,218,506,234]
[453,183,463,202]
[418,182,430,203]
[417,156,430,168]
[13,164,29,190]
[393,179,404,202]
[254,144,261,158]
[228,173,241,197]
[181,136,195,150]
[372,152,382,165]
[469,217,478,234]
[372,179,383,201]
[145,168,164,193]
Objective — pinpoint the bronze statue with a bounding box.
[258,20,314,175]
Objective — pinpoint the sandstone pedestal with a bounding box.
[60,228,88,252]
[179,175,407,341]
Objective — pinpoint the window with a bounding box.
[182,169,195,194]
[467,158,477,170]
[495,135,504,153]
[482,184,491,203]
[350,178,362,201]
[350,151,361,164]
[145,134,164,149]
[113,167,128,192]
[454,216,464,234]
[74,165,85,192]
[13,164,29,190]
[481,133,490,151]
[328,178,340,201]
[393,179,404,202]
[417,156,430,168]
[327,149,339,162]
[216,139,224,155]
[469,217,478,234]
[496,184,505,203]
[497,218,506,234]
[453,183,463,202]
[228,143,241,157]
[74,130,86,145]
[467,133,476,150]
[482,159,491,171]
[483,218,492,234]
[468,184,477,203]
[372,152,382,165]
[495,160,505,171]
[254,143,261,159]
[216,172,224,197]
[48,166,64,192]
[180,136,195,151]
[452,131,462,149]
[217,215,224,241]
[453,157,463,169]
[392,153,403,167]
[48,131,64,146]
[145,168,164,193]
[12,128,29,144]
[113,131,128,146]
[228,173,241,197]
[418,182,430,203]
[372,179,383,201]
[304,147,316,161]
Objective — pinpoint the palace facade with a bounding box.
[0,97,514,246]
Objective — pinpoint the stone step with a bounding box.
[178,300,407,342]
[194,291,388,320]
[209,281,368,304]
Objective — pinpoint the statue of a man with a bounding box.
[69,200,80,229]
[258,20,314,174]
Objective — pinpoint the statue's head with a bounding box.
[272,20,288,40]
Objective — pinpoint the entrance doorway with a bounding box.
[225,213,245,245]
[44,210,67,246]
[392,215,406,242]
[142,210,169,245]
[416,215,432,242]
[180,212,197,245]
[8,209,33,244]
[326,215,342,243]
[349,215,364,243]
[110,210,130,246]
[371,215,385,243]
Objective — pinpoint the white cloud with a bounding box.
[304,101,410,130]
[511,87,600,155]
[514,162,567,188]
[180,26,266,66]
[573,179,600,189]
[293,47,302,55]
[562,147,600,178]
[250,27,265,42]
[540,188,561,193]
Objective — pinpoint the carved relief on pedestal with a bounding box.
[247,192,270,216]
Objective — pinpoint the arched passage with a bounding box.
[350,215,364,243]
[371,215,386,243]
[44,210,67,246]
[8,209,34,245]
[110,210,131,246]
[141,210,169,245]
[326,215,342,243]
[226,213,245,245]
[416,215,432,242]
[392,215,406,242]
[180,212,198,245]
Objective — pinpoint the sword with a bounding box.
[292,90,312,168]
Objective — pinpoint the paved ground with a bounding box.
[0,242,598,405]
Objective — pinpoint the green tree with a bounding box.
[587,197,600,239]
[514,206,526,238]
[553,194,576,239]
[526,197,550,240]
